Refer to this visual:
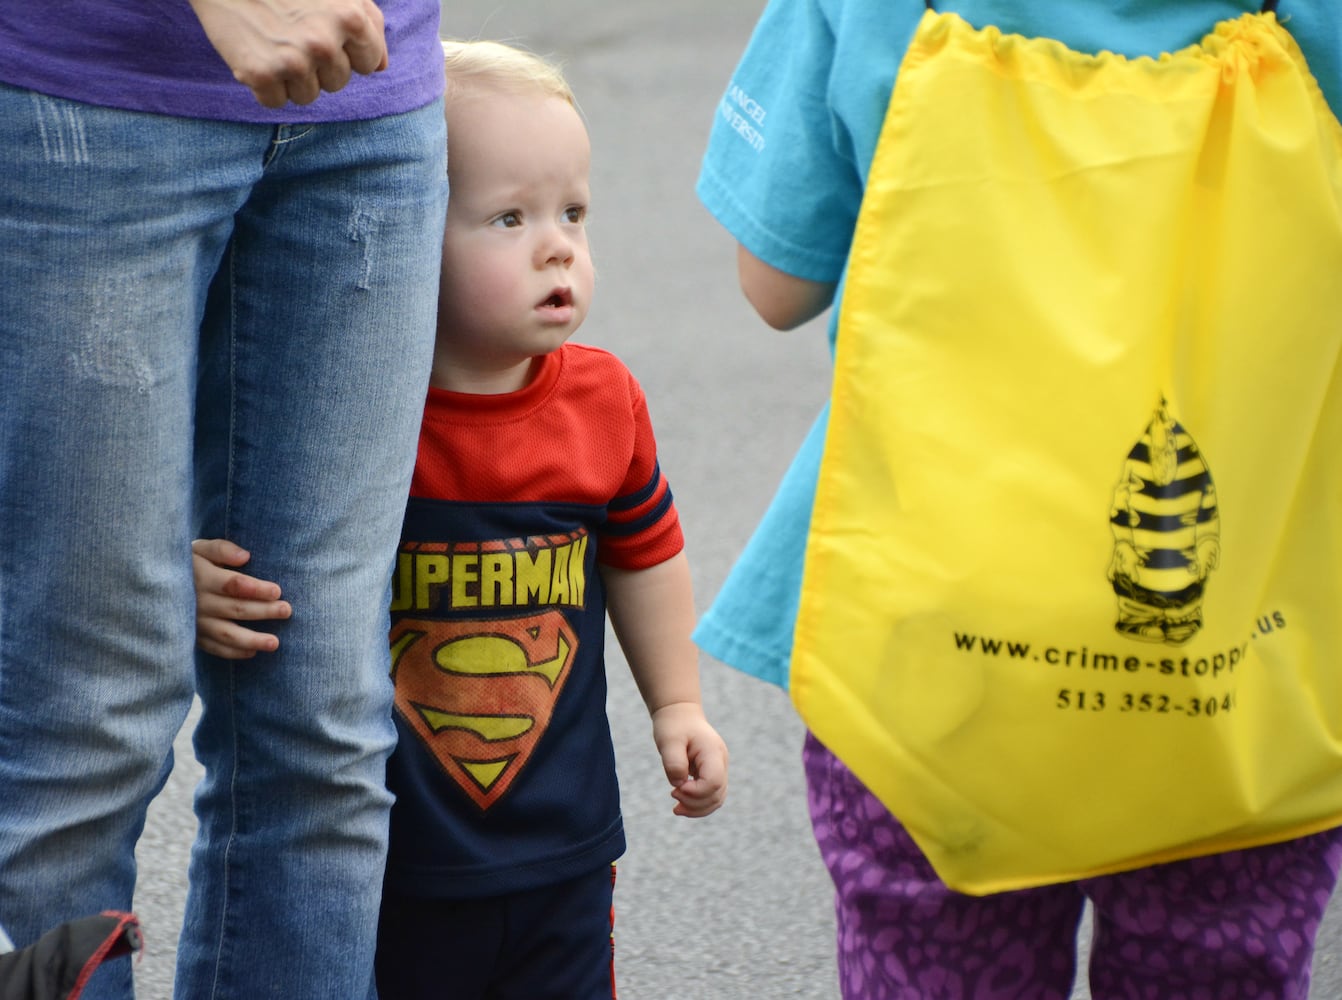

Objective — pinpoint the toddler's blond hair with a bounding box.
[440,39,576,108]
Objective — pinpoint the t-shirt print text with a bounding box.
[722,83,766,152]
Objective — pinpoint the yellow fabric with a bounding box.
[791,10,1342,894]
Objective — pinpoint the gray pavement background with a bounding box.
[131,1,1341,996]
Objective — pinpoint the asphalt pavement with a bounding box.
[130,1,1341,996]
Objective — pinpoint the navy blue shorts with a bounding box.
[375,864,617,1000]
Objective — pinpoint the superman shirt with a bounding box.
[383,343,684,899]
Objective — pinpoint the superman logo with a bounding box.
[389,612,577,810]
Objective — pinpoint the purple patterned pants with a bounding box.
[804,732,1342,999]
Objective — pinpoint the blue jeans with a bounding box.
[0,84,447,999]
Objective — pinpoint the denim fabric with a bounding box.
[0,83,447,999]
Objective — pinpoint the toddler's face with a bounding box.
[434,87,594,384]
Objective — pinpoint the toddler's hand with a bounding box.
[192,538,292,660]
[651,702,728,818]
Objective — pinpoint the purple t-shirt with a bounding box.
[0,1,443,122]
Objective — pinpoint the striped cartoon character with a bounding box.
[1107,400,1221,644]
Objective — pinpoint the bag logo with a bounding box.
[1107,399,1221,645]
[389,612,577,810]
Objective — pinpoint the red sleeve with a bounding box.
[598,371,684,570]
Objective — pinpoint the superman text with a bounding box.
[391,532,589,612]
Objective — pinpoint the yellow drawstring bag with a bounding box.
[791,10,1342,894]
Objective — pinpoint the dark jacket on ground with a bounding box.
[0,913,140,1000]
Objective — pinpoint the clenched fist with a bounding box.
[189,0,388,108]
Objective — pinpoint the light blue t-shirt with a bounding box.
[693,0,1342,688]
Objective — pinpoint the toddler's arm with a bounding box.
[192,538,292,659]
[603,552,728,818]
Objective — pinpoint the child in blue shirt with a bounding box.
[696,1,1342,996]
